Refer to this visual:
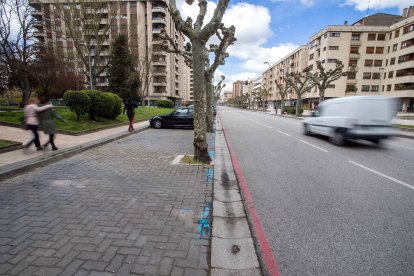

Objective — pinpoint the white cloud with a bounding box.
[344,0,412,11]
[175,1,299,86]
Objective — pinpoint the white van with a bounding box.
[303,96,399,145]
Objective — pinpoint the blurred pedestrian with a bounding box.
[123,98,138,132]
[23,98,53,151]
[38,97,65,151]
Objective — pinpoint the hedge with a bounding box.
[156,99,174,108]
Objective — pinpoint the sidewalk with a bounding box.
[0,121,262,275]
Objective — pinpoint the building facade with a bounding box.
[262,7,414,112]
[30,0,191,106]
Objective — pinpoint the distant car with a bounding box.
[149,107,193,129]
[303,96,398,146]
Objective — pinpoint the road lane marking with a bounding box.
[298,139,329,152]
[249,119,272,129]
[384,142,414,151]
[276,130,291,137]
[349,161,414,191]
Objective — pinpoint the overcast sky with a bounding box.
[176,0,412,90]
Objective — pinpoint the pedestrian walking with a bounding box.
[38,97,65,151]
[23,98,53,151]
[123,98,138,132]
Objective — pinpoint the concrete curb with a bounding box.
[211,118,262,275]
[0,143,22,154]
[0,125,150,181]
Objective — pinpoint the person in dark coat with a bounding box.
[123,98,138,132]
[38,97,65,151]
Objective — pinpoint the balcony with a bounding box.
[33,31,46,37]
[33,20,43,28]
[152,28,162,34]
[153,70,167,76]
[153,60,167,66]
[349,53,360,59]
[153,81,167,86]
[152,17,166,25]
[31,10,42,18]
[350,40,362,46]
[346,78,357,84]
[152,6,166,14]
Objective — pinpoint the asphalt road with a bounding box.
[218,106,414,276]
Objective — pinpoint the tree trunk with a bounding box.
[295,95,302,117]
[319,88,325,104]
[205,74,214,133]
[192,40,211,163]
[280,96,285,114]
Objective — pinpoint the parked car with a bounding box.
[303,96,399,146]
[149,107,193,129]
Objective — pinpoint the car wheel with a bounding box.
[303,124,311,136]
[153,119,162,129]
[330,129,346,146]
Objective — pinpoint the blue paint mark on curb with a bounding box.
[206,168,214,183]
[198,204,211,239]
[209,150,215,159]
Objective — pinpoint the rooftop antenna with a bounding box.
[366,0,370,17]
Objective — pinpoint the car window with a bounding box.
[174,109,189,116]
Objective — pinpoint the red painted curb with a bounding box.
[220,118,280,276]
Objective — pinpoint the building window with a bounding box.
[403,24,414,34]
[372,72,380,79]
[327,84,335,88]
[366,47,374,54]
[330,32,340,37]
[350,47,359,54]
[390,57,396,65]
[323,47,326,51]
[388,71,394,78]
[329,46,339,50]
[308,64,314,70]
[371,85,379,92]
[324,33,327,39]
[368,33,376,40]
[374,60,383,67]
[351,33,360,41]
[346,85,357,92]
[387,46,390,53]
[363,72,371,79]
[361,85,370,92]
[393,44,398,51]
[321,59,325,64]
[395,29,400,38]
[375,47,384,54]
[349,59,358,66]
[401,39,414,49]
[327,59,337,63]
[364,59,373,67]
[348,72,356,79]
[309,53,314,60]
[377,33,386,40]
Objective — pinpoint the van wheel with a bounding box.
[303,124,311,136]
[330,129,346,146]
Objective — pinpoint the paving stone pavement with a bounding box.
[0,128,213,275]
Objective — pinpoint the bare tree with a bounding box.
[205,25,235,132]
[308,60,350,103]
[54,0,116,89]
[136,50,153,106]
[255,86,270,111]
[214,75,225,104]
[286,67,315,116]
[0,0,37,105]
[276,78,293,114]
[169,0,233,163]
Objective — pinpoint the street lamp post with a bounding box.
[79,43,93,89]
[379,67,385,95]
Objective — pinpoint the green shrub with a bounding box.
[284,106,303,115]
[63,90,91,121]
[83,90,115,120]
[156,99,174,108]
[107,92,122,119]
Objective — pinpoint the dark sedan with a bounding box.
[149,107,193,129]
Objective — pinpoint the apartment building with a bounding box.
[29,0,191,106]
[262,46,308,109]
[232,80,247,98]
[263,6,414,112]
